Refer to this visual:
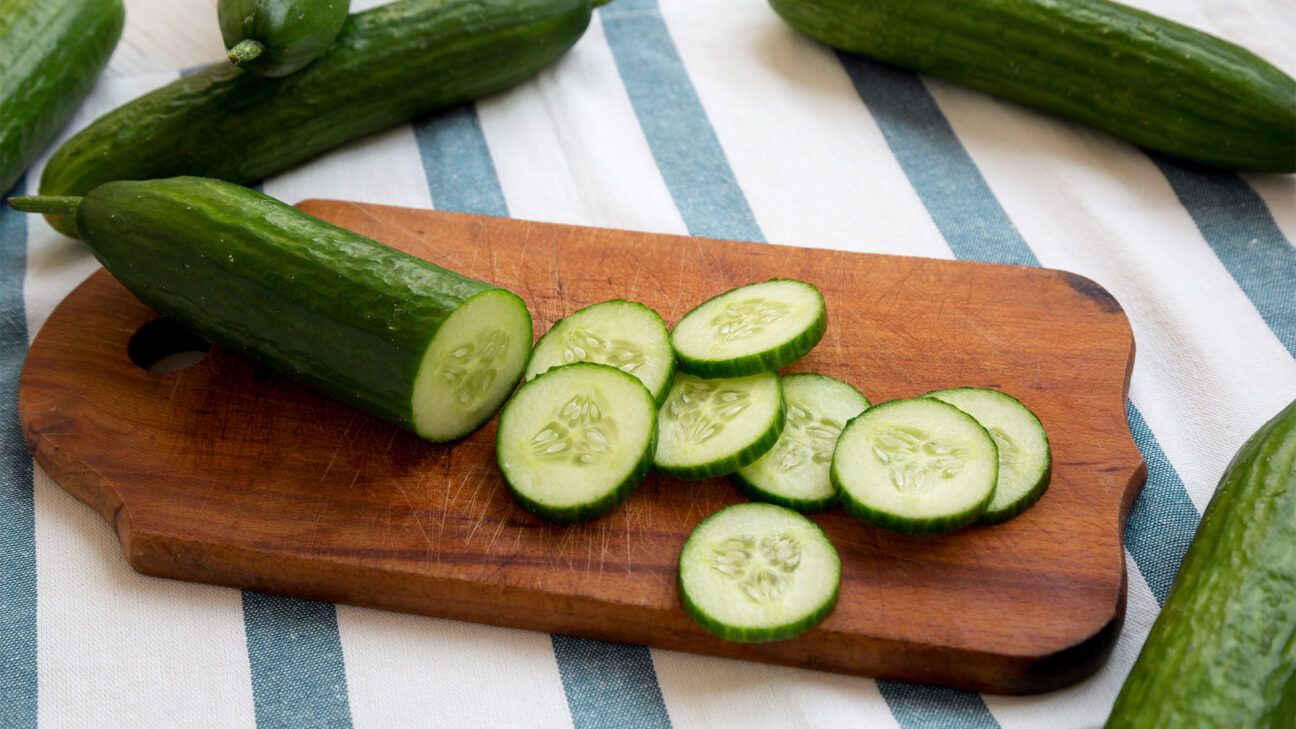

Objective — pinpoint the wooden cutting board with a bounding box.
[19,200,1144,694]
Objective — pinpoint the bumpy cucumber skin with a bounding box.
[924,387,1051,525]
[1106,400,1296,728]
[497,363,658,524]
[75,177,528,441]
[654,375,786,481]
[0,0,123,195]
[831,398,998,535]
[678,503,841,643]
[39,0,596,237]
[769,0,1296,173]
[219,0,350,77]
[672,280,827,378]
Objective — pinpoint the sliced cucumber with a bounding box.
[496,363,657,523]
[525,299,675,405]
[679,502,840,643]
[654,371,785,480]
[732,374,870,512]
[670,279,827,377]
[831,398,998,534]
[925,388,1051,524]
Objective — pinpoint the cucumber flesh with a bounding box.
[654,371,785,480]
[832,398,997,534]
[679,502,840,643]
[525,299,675,405]
[733,374,870,512]
[925,388,1051,524]
[671,279,827,377]
[496,363,657,523]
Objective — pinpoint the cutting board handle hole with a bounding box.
[129,318,211,374]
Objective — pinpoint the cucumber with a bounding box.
[679,502,840,643]
[1107,400,1296,728]
[220,0,350,77]
[10,177,532,442]
[0,0,123,195]
[732,374,869,513]
[654,371,785,480]
[497,363,657,523]
[525,300,675,406]
[671,279,827,378]
[925,387,1050,524]
[831,397,997,534]
[768,0,1296,172]
[37,0,600,237]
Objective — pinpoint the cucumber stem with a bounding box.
[227,39,265,65]
[8,195,82,218]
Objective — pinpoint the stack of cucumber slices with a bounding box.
[496,278,1051,644]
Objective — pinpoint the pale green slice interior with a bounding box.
[671,280,823,362]
[525,300,673,401]
[497,365,655,509]
[655,371,782,470]
[833,398,997,520]
[412,290,532,441]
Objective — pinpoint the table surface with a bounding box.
[1,1,1293,728]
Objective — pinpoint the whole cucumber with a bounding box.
[1107,399,1295,727]
[0,0,124,195]
[220,0,350,77]
[39,0,601,237]
[769,0,1296,172]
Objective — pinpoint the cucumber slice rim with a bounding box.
[671,279,827,378]
[654,370,786,480]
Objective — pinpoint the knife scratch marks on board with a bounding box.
[318,412,358,482]
[393,477,434,559]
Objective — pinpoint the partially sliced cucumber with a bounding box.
[925,387,1051,524]
[654,371,785,480]
[732,374,870,512]
[525,299,675,405]
[679,502,840,643]
[831,398,997,534]
[496,363,657,523]
[671,279,827,377]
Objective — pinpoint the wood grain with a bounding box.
[19,200,1144,694]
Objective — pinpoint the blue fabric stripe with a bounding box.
[0,178,36,729]
[1121,403,1197,604]
[243,592,353,729]
[1151,158,1296,359]
[876,684,1001,729]
[599,0,763,243]
[411,106,672,729]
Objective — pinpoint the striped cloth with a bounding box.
[3,0,1294,726]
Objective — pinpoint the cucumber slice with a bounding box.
[654,371,785,480]
[496,363,657,523]
[925,388,1051,524]
[670,279,827,377]
[732,374,870,512]
[831,398,998,534]
[679,502,841,643]
[525,299,675,405]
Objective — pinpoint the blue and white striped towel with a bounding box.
[2,0,1293,726]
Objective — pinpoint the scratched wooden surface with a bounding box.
[19,200,1144,694]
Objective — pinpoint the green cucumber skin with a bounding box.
[729,470,838,514]
[39,0,596,236]
[769,0,1296,173]
[1107,400,1296,728]
[655,379,787,481]
[0,0,123,195]
[219,0,350,77]
[74,177,525,438]
[673,281,827,378]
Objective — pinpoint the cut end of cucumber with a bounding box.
[654,371,785,480]
[679,502,840,643]
[411,289,532,442]
[671,279,827,377]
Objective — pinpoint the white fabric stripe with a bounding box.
[1241,173,1296,245]
[265,124,431,209]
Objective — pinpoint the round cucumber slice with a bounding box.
[654,371,785,480]
[831,398,997,534]
[525,299,675,405]
[412,288,533,441]
[925,387,1051,524]
[679,502,840,643]
[732,374,870,512]
[670,279,827,377]
[496,363,657,523]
